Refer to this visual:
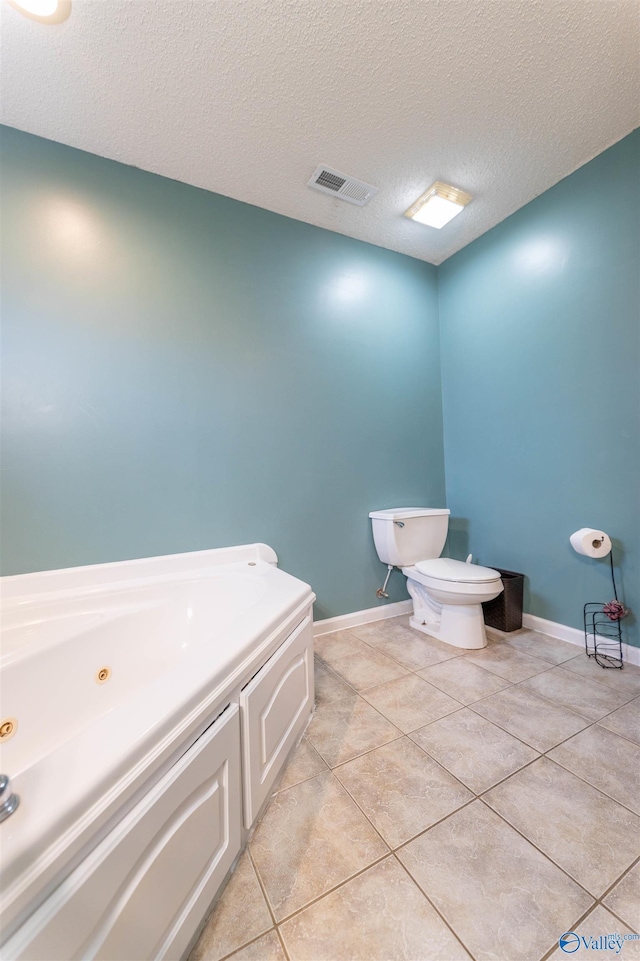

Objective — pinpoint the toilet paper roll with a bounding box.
[570,528,612,558]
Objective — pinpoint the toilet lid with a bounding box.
[415,558,501,584]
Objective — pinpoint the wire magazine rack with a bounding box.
[583,553,625,669]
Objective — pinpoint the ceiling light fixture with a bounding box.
[404,181,472,229]
[8,0,70,23]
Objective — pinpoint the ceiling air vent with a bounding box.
[307,165,378,207]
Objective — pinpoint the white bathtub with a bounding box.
[0,544,315,958]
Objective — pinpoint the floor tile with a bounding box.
[313,657,355,705]
[314,630,372,667]
[520,666,635,721]
[470,684,590,752]
[599,697,640,746]
[410,708,538,794]
[352,619,462,670]
[225,931,286,961]
[504,629,578,664]
[328,646,408,691]
[397,800,593,961]
[562,654,640,698]
[418,657,511,705]
[484,757,640,896]
[334,737,472,848]
[547,904,640,960]
[279,856,471,961]
[274,737,327,793]
[362,673,461,733]
[188,852,272,961]
[464,643,550,682]
[250,771,388,921]
[549,725,640,815]
[306,694,401,767]
[603,860,640,931]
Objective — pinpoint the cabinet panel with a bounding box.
[6,706,242,961]
[241,616,314,827]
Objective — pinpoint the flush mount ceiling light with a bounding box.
[404,181,472,229]
[8,0,70,23]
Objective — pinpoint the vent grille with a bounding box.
[316,170,346,192]
[308,165,378,207]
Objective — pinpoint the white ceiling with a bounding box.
[1,0,638,265]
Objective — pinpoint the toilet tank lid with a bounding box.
[369,508,450,520]
[415,558,500,583]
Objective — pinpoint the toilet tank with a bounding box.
[369,508,450,567]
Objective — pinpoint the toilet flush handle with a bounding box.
[466,554,473,564]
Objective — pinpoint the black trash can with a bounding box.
[482,568,525,632]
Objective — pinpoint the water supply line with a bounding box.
[376,564,394,598]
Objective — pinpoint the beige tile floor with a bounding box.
[190,616,640,961]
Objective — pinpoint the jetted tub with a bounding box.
[0,544,315,960]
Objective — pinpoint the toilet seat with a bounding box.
[415,558,500,584]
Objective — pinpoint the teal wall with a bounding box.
[2,125,638,640]
[439,130,639,647]
[0,126,445,617]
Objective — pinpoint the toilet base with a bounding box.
[409,606,488,649]
[406,577,489,650]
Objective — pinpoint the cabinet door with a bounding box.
[241,616,314,827]
[6,705,242,961]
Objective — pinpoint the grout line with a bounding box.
[304,725,404,775]
[215,928,279,961]
[270,850,392,928]
[553,666,640,706]
[274,925,291,961]
[590,692,640,724]
[599,903,640,935]
[476,795,604,903]
[327,771,395,851]
[247,845,280,929]
[332,744,477,850]
[391,796,479,856]
[537,902,597,961]
[271,737,329,795]
[391,851,479,961]
[314,654,359,692]
[464,701,591,754]
[540,754,640,820]
[597,852,640,904]
[596,713,640,751]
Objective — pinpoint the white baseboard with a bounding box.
[522,613,583,646]
[523,613,640,667]
[314,603,640,666]
[313,600,412,637]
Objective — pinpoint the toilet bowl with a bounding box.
[369,508,503,650]
[402,557,503,650]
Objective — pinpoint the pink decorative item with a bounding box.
[603,600,627,621]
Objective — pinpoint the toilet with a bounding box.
[369,508,503,650]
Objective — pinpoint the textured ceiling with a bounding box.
[1,0,638,264]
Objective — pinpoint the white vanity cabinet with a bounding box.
[240,615,314,826]
[4,705,242,961]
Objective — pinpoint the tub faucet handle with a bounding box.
[0,774,19,823]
